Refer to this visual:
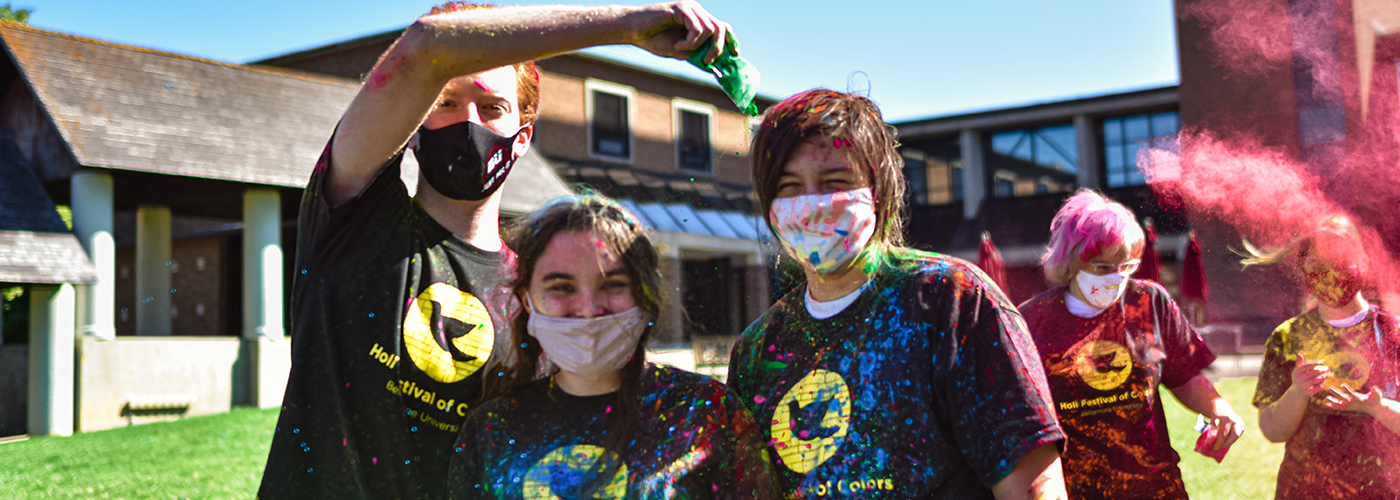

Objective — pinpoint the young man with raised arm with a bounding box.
[257,3,733,498]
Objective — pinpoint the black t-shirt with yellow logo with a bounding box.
[1252,306,1400,500]
[727,251,1064,499]
[258,143,516,500]
[448,364,777,499]
[1019,280,1214,500]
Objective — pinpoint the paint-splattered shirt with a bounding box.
[259,143,516,500]
[1019,280,1215,500]
[727,251,1063,499]
[448,364,777,499]
[1253,306,1400,500]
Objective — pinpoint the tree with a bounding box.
[0,4,30,24]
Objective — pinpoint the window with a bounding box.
[990,125,1078,173]
[951,164,964,202]
[900,140,962,206]
[674,100,715,173]
[1102,111,1179,187]
[587,80,634,161]
[903,155,928,205]
[987,124,1077,197]
[994,171,1016,198]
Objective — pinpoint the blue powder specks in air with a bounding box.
[307,468,313,473]
[292,428,300,434]
[368,313,375,318]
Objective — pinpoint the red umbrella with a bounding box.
[1181,230,1209,302]
[978,231,1008,292]
[1137,218,1162,284]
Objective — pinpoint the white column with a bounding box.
[1073,114,1100,190]
[135,205,172,336]
[28,284,75,437]
[242,188,283,339]
[959,129,986,219]
[71,170,116,340]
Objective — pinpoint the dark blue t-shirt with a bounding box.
[727,251,1063,499]
[449,364,777,499]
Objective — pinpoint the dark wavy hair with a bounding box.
[481,193,661,489]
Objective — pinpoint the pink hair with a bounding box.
[1041,189,1146,285]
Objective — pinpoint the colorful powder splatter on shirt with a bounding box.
[1253,306,1400,500]
[259,141,518,500]
[727,250,1063,499]
[1020,280,1215,499]
[449,364,777,499]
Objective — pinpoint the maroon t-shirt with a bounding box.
[1019,280,1215,500]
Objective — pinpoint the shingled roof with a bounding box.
[0,22,357,187]
[0,127,95,284]
[0,22,571,213]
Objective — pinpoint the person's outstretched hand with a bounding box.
[632,0,732,64]
[1322,385,1385,415]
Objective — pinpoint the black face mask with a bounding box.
[411,121,522,201]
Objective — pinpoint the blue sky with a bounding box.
[18,0,1178,122]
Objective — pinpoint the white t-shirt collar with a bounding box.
[805,281,870,319]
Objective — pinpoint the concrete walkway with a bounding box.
[1205,353,1264,379]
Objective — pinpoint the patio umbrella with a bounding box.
[1181,230,1209,324]
[1137,218,1162,284]
[978,231,1008,292]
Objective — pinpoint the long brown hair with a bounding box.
[482,193,661,467]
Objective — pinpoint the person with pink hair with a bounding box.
[1018,189,1245,499]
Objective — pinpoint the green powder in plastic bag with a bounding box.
[687,33,761,116]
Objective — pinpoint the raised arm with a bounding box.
[326,0,731,205]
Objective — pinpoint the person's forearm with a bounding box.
[1257,387,1309,442]
[1169,375,1227,417]
[992,444,1066,500]
[396,5,644,85]
[330,4,657,201]
[1365,397,1400,436]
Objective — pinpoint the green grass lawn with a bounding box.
[1164,376,1285,500]
[2,378,1282,499]
[0,407,280,499]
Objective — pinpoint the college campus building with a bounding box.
[0,22,774,437]
[892,0,1400,353]
[6,0,1400,438]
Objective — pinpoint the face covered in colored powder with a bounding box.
[1299,229,1367,308]
[413,67,534,201]
[768,137,877,274]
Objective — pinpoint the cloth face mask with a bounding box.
[1075,270,1130,309]
[1304,260,1364,308]
[411,121,522,201]
[769,188,877,274]
[526,296,650,381]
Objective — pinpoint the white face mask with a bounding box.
[525,296,650,381]
[769,187,877,274]
[1074,271,1130,310]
